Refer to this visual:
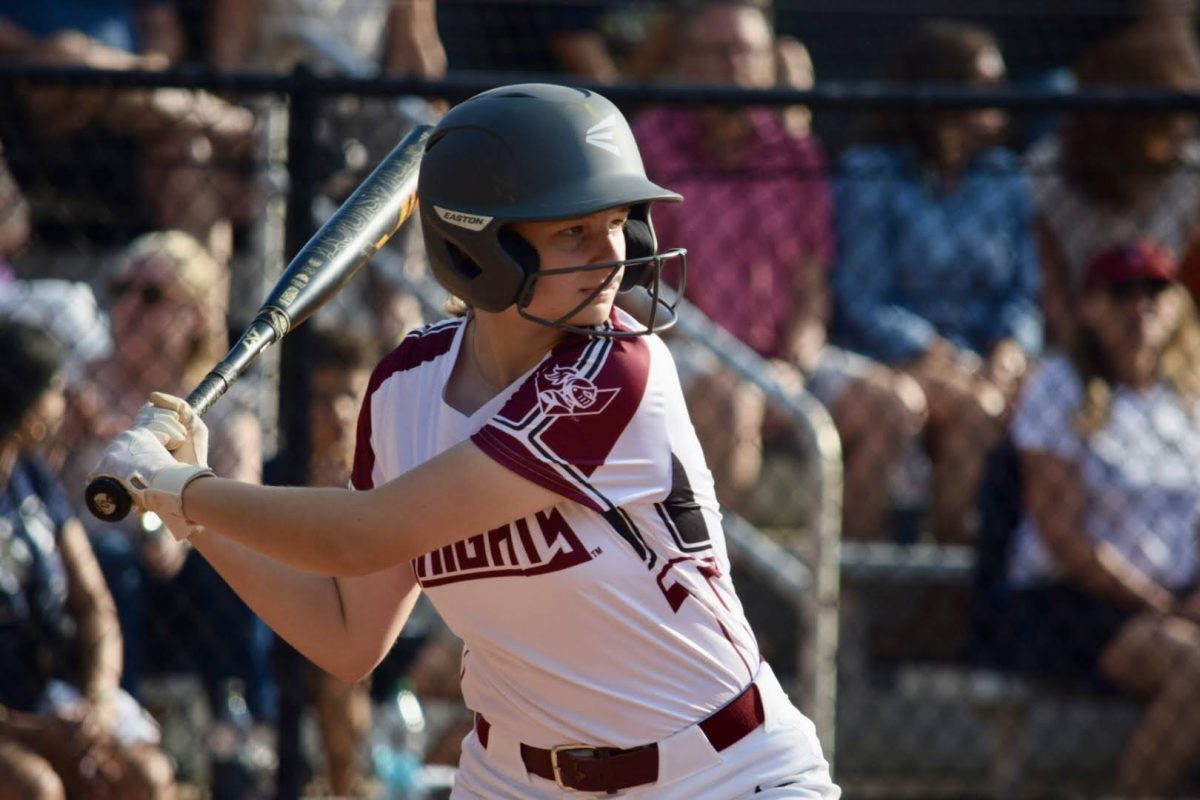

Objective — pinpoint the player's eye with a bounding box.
[560,225,585,238]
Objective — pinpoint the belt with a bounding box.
[474,680,765,794]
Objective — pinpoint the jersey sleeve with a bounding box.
[471,332,666,512]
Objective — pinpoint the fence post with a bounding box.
[275,61,321,800]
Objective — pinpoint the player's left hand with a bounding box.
[148,392,210,468]
[88,426,214,542]
[88,427,179,509]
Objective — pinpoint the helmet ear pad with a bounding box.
[497,227,541,307]
[421,207,533,313]
[619,204,659,291]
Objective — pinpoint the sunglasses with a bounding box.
[109,280,167,306]
[1104,278,1173,301]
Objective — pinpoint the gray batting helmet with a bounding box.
[417,83,686,336]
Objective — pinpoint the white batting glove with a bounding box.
[133,403,188,449]
[88,423,213,543]
[147,392,210,468]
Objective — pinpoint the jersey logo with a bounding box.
[413,507,594,587]
[585,115,621,156]
[434,205,494,231]
[536,365,619,416]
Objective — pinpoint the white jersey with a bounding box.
[351,308,762,748]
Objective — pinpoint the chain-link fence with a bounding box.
[4,2,1200,798]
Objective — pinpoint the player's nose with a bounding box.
[591,229,625,265]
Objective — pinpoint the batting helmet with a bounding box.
[417,83,686,336]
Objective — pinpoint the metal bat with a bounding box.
[85,124,433,522]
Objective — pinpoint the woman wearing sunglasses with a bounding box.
[55,231,274,789]
[1006,238,1200,797]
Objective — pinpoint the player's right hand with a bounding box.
[132,403,189,451]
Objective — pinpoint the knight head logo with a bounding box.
[536,365,619,416]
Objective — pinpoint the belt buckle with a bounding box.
[550,743,597,790]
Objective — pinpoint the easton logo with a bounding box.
[536,365,619,416]
[434,205,494,231]
[585,115,621,156]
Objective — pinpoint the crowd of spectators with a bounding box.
[3,0,1200,796]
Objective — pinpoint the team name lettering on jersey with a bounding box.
[413,506,594,586]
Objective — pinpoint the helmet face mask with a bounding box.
[418,83,685,337]
[514,246,688,338]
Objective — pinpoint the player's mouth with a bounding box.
[580,282,617,297]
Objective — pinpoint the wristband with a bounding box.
[143,464,215,541]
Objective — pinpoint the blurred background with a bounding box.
[3,1,1200,798]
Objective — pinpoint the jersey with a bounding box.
[351,307,762,748]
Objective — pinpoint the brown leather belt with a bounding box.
[474,680,765,794]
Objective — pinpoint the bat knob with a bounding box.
[85,477,133,522]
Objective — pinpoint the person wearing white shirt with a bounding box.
[1008,238,1200,797]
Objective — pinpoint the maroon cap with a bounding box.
[1083,239,1177,289]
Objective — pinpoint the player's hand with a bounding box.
[87,427,180,511]
[88,427,214,542]
[148,392,210,468]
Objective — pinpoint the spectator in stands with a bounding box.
[0,135,113,391]
[438,1,626,83]
[634,0,925,539]
[268,326,377,799]
[631,0,815,137]
[831,20,1042,544]
[1028,17,1200,349]
[0,3,255,265]
[208,0,446,84]
[203,0,433,347]
[1006,239,1200,797]
[0,318,176,800]
[53,231,275,763]
[0,139,29,282]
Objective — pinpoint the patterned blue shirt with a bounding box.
[0,1,171,53]
[831,144,1043,364]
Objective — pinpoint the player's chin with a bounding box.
[571,296,617,326]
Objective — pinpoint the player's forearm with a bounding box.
[184,479,373,573]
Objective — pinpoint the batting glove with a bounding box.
[147,392,210,468]
[88,427,213,542]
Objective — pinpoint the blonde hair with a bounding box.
[113,230,229,384]
[1074,285,1200,434]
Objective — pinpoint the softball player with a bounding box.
[89,83,839,798]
